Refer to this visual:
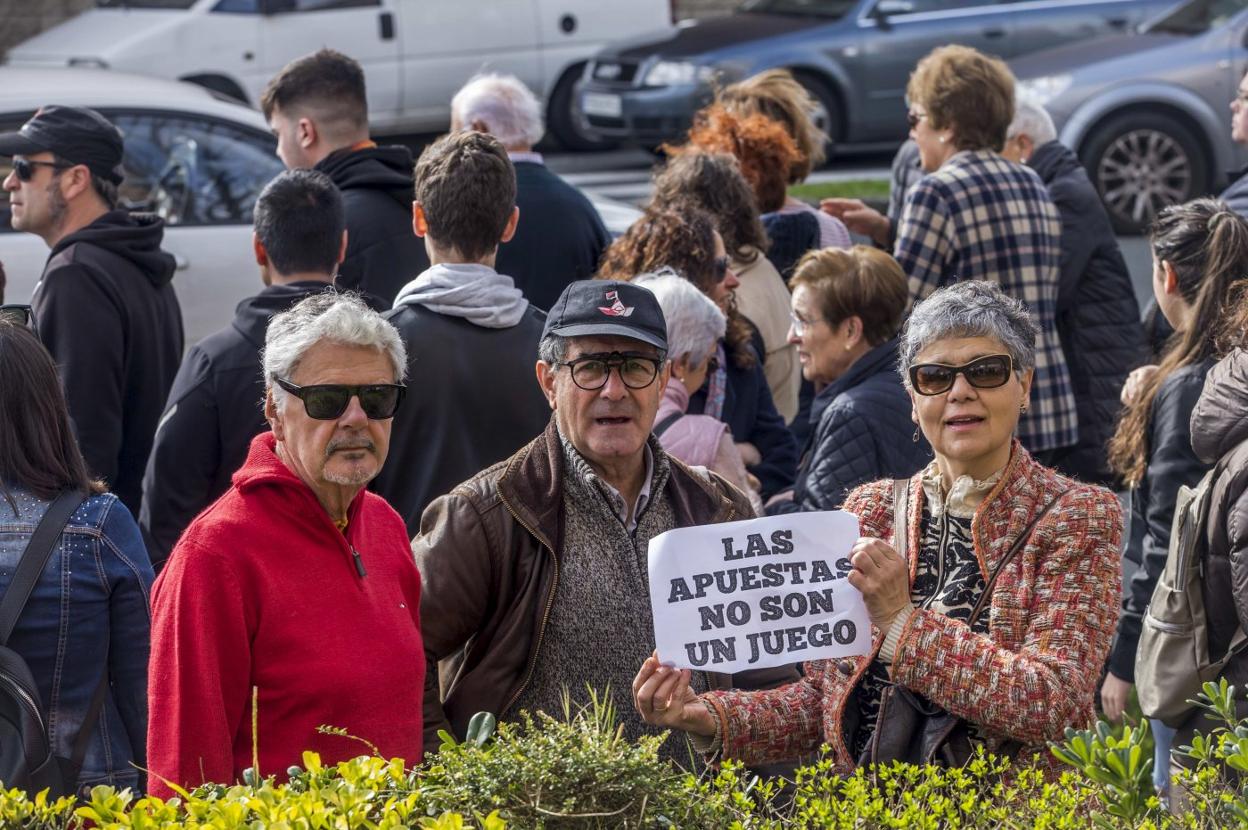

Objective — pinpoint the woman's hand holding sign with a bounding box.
[632,652,716,736]
[847,538,911,633]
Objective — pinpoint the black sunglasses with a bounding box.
[712,256,731,284]
[10,158,72,182]
[0,304,33,328]
[906,111,927,130]
[908,354,1014,396]
[275,377,405,420]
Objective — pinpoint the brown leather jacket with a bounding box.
[413,417,798,752]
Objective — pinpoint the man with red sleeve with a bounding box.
[146,292,423,797]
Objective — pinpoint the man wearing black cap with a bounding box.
[0,105,183,516]
[412,278,797,764]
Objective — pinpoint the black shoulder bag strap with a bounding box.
[653,411,683,438]
[0,489,107,780]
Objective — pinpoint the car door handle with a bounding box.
[379,11,395,40]
[982,27,1006,39]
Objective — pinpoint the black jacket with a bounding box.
[138,280,346,566]
[760,211,819,282]
[496,161,610,311]
[371,301,551,536]
[769,339,931,514]
[687,328,797,498]
[32,211,182,516]
[1220,166,1248,220]
[1028,141,1146,486]
[316,145,428,306]
[1109,358,1216,682]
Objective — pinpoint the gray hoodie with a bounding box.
[392,262,528,328]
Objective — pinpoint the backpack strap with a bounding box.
[0,490,85,646]
[653,411,683,438]
[968,488,1070,627]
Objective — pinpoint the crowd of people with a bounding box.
[1,39,1247,806]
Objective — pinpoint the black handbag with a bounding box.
[855,479,1067,768]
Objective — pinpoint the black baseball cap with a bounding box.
[543,280,668,351]
[0,106,125,186]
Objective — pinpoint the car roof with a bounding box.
[0,67,270,131]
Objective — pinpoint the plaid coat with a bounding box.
[701,443,1122,774]
[894,150,1076,453]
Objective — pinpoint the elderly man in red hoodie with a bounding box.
[146,292,423,798]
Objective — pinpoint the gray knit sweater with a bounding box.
[512,434,710,766]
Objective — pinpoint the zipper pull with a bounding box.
[351,546,367,578]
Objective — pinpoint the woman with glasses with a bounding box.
[635,269,763,515]
[598,205,798,500]
[1099,200,1248,797]
[0,317,154,795]
[891,45,1075,463]
[633,280,1122,778]
[1220,70,1248,217]
[767,246,930,515]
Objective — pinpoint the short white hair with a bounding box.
[634,268,726,366]
[1008,97,1057,145]
[450,73,545,149]
[262,292,407,402]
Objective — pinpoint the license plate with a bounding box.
[581,92,623,119]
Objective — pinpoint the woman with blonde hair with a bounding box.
[719,69,850,249]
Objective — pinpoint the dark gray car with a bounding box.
[577,0,1173,150]
[1013,0,1248,233]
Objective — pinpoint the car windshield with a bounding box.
[95,0,197,8]
[1145,0,1248,34]
[739,0,854,19]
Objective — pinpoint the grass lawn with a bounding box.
[788,178,890,204]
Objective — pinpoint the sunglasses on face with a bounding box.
[10,158,72,182]
[712,256,731,284]
[0,304,33,328]
[908,354,1014,396]
[906,111,928,130]
[275,377,405,420]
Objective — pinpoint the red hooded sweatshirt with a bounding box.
[146,432,424,798]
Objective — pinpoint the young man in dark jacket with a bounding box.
[140,170,371,566]
[262,48,427,306]
[450,74,610,311]
[371,131,550,535]
[0,106,183,516]
[1002,101,1146,486]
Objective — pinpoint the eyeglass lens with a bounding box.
[569,354,660,390]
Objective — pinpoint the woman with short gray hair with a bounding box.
[634,279,1122,779]
[637,270,762,513]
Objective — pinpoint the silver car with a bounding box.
[1014,0,1248,233]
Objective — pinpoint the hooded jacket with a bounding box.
[147,432,425,799]
[315,145,428,306]
[139,281,357,567]
[769,338,931,515]
[1027,141,1146,486]
[32,210,183,516]
[373,264,550,535]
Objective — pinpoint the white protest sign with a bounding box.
[648,510,871,674]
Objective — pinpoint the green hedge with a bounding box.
[6,681,1248,829]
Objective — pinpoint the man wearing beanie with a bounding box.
[0,106,182,515]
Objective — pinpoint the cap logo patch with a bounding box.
[597,290,634,318]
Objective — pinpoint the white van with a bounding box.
[6,0,674,149]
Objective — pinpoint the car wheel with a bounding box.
[547,65,619,153]
[791,71,840,164]
[181,74,249,105]
[1080,112,1209,235]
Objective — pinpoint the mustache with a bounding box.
[325,435,377,456]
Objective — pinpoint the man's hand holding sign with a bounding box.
[634,510,908,728]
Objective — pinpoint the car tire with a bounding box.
[547,65,619,153]
[1079,111,1209,235]
[182,74,249,106]
[790,71,840,164]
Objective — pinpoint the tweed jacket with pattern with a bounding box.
[701,442,1122,774]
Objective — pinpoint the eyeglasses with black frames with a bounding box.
[274,377,406,420]
[908,354,1014,396]
[557,352,663,391]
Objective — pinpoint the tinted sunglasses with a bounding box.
[908,354,1014,396]
[712,256,731,284]
[906,111,927,130]
[10,158,72,182]
[0,304,33,328]
[275,377,405,420]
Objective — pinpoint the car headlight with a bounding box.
[644,61,715,87]
[1017,74,1072,107]
[68,57,109,69]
